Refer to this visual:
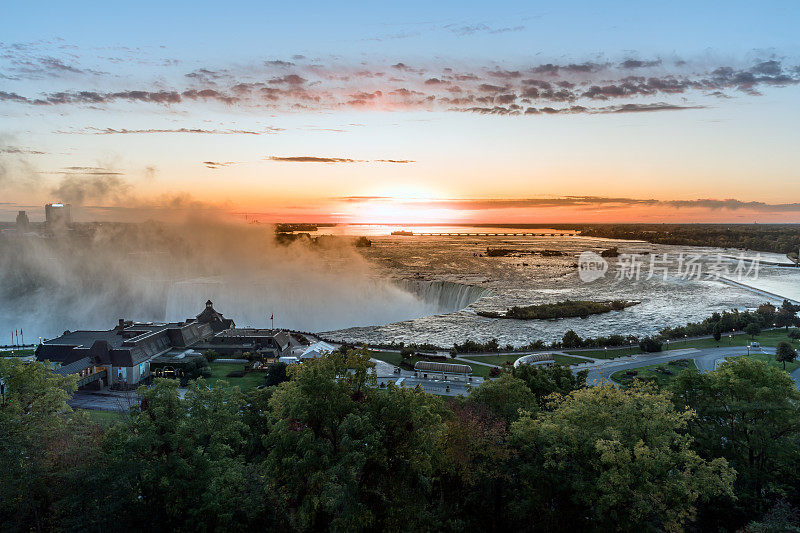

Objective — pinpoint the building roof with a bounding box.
[195,300,235,332]
[300,341,336,359]
[54,357,94,376]
[37,319,212,368]
[414,361,473,375]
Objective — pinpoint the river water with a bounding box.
[320,226,800,347]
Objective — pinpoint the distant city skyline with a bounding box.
[2,1,800,223]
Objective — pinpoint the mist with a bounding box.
[0,219,447,342]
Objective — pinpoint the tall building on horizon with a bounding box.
[15,210,29,231]
[45,203,72,228]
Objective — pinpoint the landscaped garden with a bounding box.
[206,362,266,390]
[611,359,698,387]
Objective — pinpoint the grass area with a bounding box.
[565,346,641,359]
[80,409,124,426]
[566,330,800,359]
[0,348,35,357]
[739,353,800,373]
[207,362,265,391]
[459,353,587,366]
[611,360,698,388]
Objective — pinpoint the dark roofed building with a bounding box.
[37,316,214,389]
[195,300,236,332]
[201,328,291,357]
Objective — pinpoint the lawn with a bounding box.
[611,359,698,387]
[567,330,800,359]
[565,346,641,359]
[207,362,266,390]
[738,353,800,373]
[80,409,124,426]
[0,348,35,357]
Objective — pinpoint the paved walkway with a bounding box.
[68,389,141,412]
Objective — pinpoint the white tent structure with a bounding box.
[299,341,337,361]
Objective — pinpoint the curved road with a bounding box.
[581,346,800,387]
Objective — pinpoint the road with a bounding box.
[580,346,800,387]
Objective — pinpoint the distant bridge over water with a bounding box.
[407,232,580,237]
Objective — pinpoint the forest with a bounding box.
[2,347,800,532]
[575,224,800,256]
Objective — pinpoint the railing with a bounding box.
[76,369,107,388]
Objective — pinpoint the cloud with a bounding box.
[0,146,46,155]
[2,50,798,118]
[445,23,526,36]
[335,195,800,213]
[203,161,237,169]
[268,156,415,164]
[268,156,363,163]
[618,59,662,69]
[57,127,283,135]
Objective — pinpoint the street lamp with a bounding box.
[666,339,670,351]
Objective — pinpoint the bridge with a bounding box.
[409,232,579,237]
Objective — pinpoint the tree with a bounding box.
[670,358,800,528]
[466,372,537,422]
[264,350,446,531]
[508,385,734,531]
[746,322,761,339]
[264,361,289,386]
[713,322,723,342]
[511,363,587,406]
[561,329,582,348]
[0,359,79,531]
[639,336,663,352]
[438,402,513,530]
[776,341,797,370]
[102,378,265,531]
[789,328,800,342]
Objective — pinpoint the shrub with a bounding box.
[264,362,289,386]
[639,336,663,353]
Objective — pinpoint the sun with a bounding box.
[335,187,465,224]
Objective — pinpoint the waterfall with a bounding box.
[393,279,490,313]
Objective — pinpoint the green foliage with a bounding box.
[577,223,800,255]
[264,361,289,386]
[670,358,800,528]
[6,347,800,531]
[638,335,663,352]
[746,322,762,338]
[511,363,587,406]
[480,299,635,320]
[0,359,100,532]
[776,341,798,370]
[509,385,734,531]
[466,372,537,422]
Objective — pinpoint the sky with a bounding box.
[1,1,800,224]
